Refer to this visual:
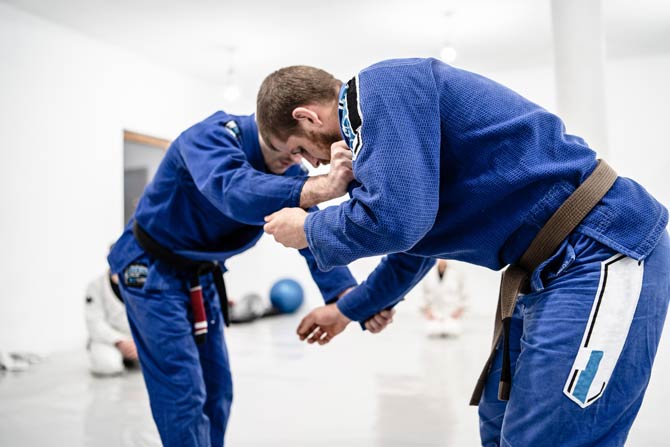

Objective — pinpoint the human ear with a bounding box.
[292,107,323,128]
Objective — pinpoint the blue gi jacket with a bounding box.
[305,58,668,321]
[108,112,356,302]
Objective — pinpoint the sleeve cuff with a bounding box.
[111,334,127,345]
[324,279,358,304]
[336,285,375,322]
[289,175,309,208]
[304,212,333,271]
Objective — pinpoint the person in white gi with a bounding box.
[84,272,138,376]
[421,260,468,337]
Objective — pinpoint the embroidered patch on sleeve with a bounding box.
[563,254,644,408]
[338,76,363,160]
[224,120,242,142]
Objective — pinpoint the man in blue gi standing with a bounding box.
[259,60,670,446]
[107,111,394,447]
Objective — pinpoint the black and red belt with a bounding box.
[132,222,231,344]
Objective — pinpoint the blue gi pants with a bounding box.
[120,259,233,447]
[479,231,670,446]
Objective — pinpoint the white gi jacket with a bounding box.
[84,273,132,345]
[421,264,468,319]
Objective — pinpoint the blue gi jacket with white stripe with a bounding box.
[108,112,356,302]
[304,58,668,321]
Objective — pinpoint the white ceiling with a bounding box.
[3,0,670,85]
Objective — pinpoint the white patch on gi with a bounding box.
[563,254,644,408]
[224,120,241,142]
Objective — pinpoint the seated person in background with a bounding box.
[421,259,468,338]
[84,271,138,376]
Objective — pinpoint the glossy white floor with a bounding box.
[0,308,668,446]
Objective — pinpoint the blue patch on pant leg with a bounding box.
[573,350,604,403]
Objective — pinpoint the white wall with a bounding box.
[0,3,227,354]
[605,54,670,205]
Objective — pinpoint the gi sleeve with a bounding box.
[335,253,436,322]
[84,278,127,345]
[177,125,308,226]
[304,64,441,270]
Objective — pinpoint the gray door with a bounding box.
[123,140,165,225]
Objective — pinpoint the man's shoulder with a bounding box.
[362,57,433,73]
[183,110,237,136]
[355,58,439,99]
[176,111,253,148]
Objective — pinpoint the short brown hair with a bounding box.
[256,65,341,142]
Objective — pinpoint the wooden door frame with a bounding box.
[123,129,171,151]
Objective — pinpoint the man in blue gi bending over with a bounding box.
[107,111,394,447]
[258,59,670,446]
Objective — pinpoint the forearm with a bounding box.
[299,141,354,208]
[299,175,340,208]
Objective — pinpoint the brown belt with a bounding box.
[469,159,618,406]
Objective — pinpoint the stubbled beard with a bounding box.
[311,130,344,158]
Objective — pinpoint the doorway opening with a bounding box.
[123,130,170,225]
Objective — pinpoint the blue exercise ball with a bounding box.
[269,278,304,314]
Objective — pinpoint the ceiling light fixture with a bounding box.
[439,10,458,64]
[440,46,458,63]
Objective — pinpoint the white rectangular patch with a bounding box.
[563,254,644,408]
